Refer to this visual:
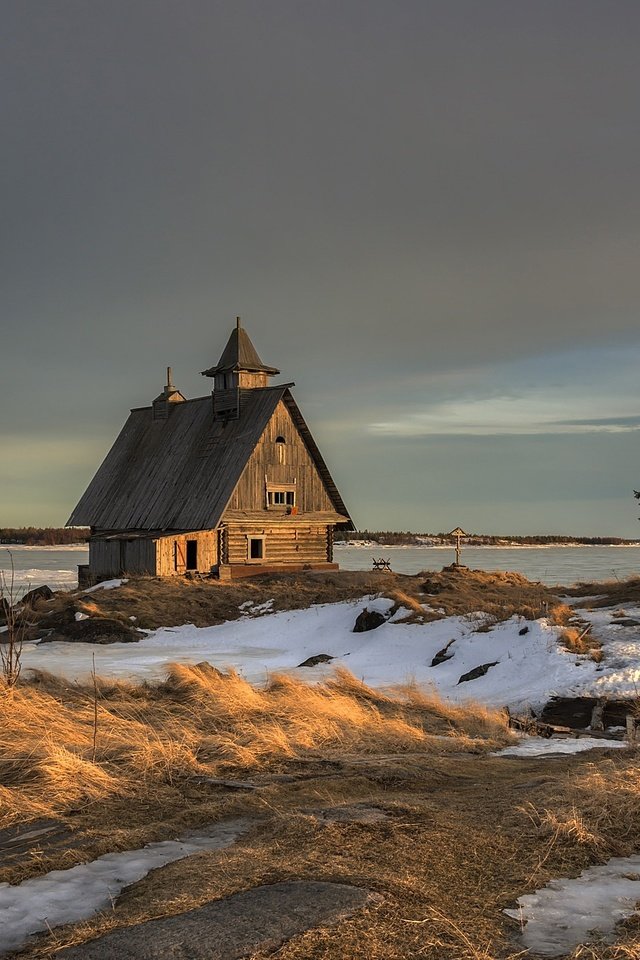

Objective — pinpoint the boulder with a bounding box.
[297,654,334,668]
[457,661,498,684]
[353,608,386,633]
[421,579,443,594]
[431,639,456,667]
[21,585,54,606]
[39,617,141,645]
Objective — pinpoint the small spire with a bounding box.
[152,365,185,417]
[201,319,279,378]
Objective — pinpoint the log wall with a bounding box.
[224,522,330,565]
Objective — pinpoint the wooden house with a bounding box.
[68,319,353,583]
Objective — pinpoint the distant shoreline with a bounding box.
[335,541,640,550]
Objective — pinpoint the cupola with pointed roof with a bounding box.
[202,318,280,419]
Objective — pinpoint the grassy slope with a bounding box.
[3,570,640,959]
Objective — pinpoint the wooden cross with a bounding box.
[448,527,468,566]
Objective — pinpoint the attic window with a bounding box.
[275,436,286,464]
[267,483,296,509]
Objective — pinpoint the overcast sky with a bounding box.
[2,0,640,535]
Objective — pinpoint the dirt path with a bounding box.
[10,748,631,960]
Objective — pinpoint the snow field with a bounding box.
[19,594,640,713]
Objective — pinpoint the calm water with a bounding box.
[1,544,639,596]
[0,545,89,597]
[335,544,640,585]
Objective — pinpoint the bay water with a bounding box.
[1,543,639,596]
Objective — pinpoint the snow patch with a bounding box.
[239,599,275,616]
[505,855,640,956]
[83,579,128,594]
[495,737,628,757]
[0,820,246,956]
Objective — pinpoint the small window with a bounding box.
[249,537,265,560]
[266,484,296,509]
[275,436,286,464]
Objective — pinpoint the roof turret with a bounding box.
[201,318,280,378]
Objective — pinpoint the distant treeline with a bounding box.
[335,530,640,546]
[0,527,90,546]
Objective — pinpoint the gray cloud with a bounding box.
[1,1,640,532]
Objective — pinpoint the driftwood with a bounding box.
[506,712,567,738]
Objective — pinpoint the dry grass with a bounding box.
[21,570,408,634]
[531,755,640,857]
[17,566,563,642]
[4,673,639,960]
[0,666,515,832]
[420,565,556,623]
[567,577,640,609]
[559,626,604,662]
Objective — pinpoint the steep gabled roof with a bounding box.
[67,386,354,531]
[68,387,288,531]
[201,321,279,377]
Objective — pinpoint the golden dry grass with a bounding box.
[22,570,407,633]
[4,670,639,960]
[0,666,516,831]
[420,565,555,623]
[567,577,640,609]
[559,626,604,662]
[17,566,563,640]
[530,755,640,858]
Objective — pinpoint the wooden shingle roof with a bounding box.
[201,320,279,377]
[67,386,353,532]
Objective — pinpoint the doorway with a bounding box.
[186,540,198,571]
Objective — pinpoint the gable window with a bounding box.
[248,536,265,561]
[275,436,286,464]
[266,481,296,510]
[267,489,295,508]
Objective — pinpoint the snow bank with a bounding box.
[19,592,640,711]
[17,596,596,712]
[0,821,246,957]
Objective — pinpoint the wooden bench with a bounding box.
[372,558,392,572]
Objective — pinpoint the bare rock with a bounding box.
[21,585,54,606]
[298,653,334,667]
[353,608,387,632]
[457,661,498,684]
[55,881,378,960]
[431,639,456,667]
[39,618,142,645]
